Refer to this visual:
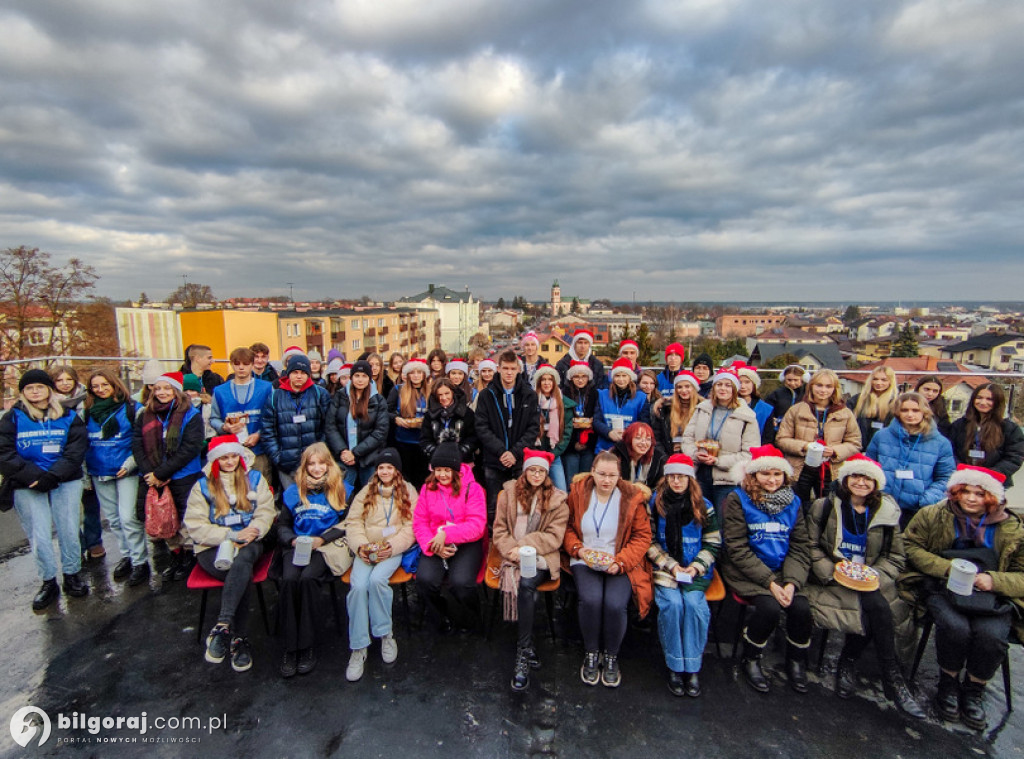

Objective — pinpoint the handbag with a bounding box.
[940,546,1012,617]
[144,485,180,539]
[401,544,421,574]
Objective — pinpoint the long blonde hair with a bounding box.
[669,388,700,439]
[209,459,254,519]
[17,389,66,422]
[399,371,427,418]
[854,366,898,421]
[895,391,935,436]
[296,443,347,510]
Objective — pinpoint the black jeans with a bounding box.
[416,539,484,630]
[517,570,550,647]
[395,442,429,490]
[743,593,813,648]
[276,550,330,652]
[574,565,632,655]
[927,592,1012,681]
[840,589,897,663]
[794,465,830,513]
[196,541,263,636]
[484,467,519,526]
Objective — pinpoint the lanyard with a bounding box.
[708,407,732,440]
[231,380,255,407]
[848,505,869,539]
[898,433,921,469]
[160,400,176,436]
[505,390,515,428]
[417,396,426,417]
[591,493,614,539]
[383,493,395,525]
[815,408,828,439]
[292,392,305,416]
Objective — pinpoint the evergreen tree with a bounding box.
[891,323,920,357]
[843,304,861,324]
[636,322,656,364]
[497,297,506,309]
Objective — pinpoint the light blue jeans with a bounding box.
[655,584,711,673]
[92,476,147,565]
[347,553,403,650]
[14,480,85,581]
[561,449,594,485]
[549,456,567,492]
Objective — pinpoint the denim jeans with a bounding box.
[93,476,147,565]
[347,554,403,650]
[655,585,711,673]
[548,456,567,492]
[15,480,84,581]
[561,449,594,485]
[342,462,376,500]
[79,485,103,553]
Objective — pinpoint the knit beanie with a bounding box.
[307,349,323,363]
[19,369,55,392]
[325,358,344,377]
[430,441,462,471]
[327,349,345,364]
[350,360,373,379]
[182,373,203,393]
[665,343,686,362]
[286,354,312,377]
[692,353,714,372]
[375,447,403,473]
[141,359,164,386]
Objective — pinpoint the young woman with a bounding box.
[915,375,951,440]
[445,358,474,402]
[681,368,760,509]
[866,392,956,527]
[419,378,478,466]
[84,369,149,585]
[276,442,349,678]
[184,437,276,672]
[366,352,394,400]
[344,448,418,681]
[612,422,665,493]
[736,364,773,438]
[849,366,899,449]
[900,466,1024,730]
[638,370,660,406]
[775,369,861,509]
[388,358,431,488]
[647,454,720,697]
[806,455,925,718]
[532,366,575,492]
[719,445,813,694]
[949,383,1024,487]
[519,333,543,385]
[0,369,89,609]
[132,372,205,582]
[593,358,651,454]
[413,443,487,633]
[492,450,570,690]
[471,358,496,407]
[386,353,406,388]
[652,372,701,457]
[563,451,653,688]
[561,361,599,482]
[326,360,391,494]
[763,364,807,445]
[426,348,447,382]
[50,365,87,408]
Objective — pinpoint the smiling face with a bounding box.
[435,384,454,408]
[152,382,177,404]
[448,369,466,386]
[407,368,426,388]
[252,352,268,371]
[845,473,876,499]
[433,466,453,486]
[754,469,786,493]
[538,374,556,396]
[390,355,405,374]
[713,380,735,405]
[675,382,693,401]
[90,375,114,400]
[639,375,656,396]
[525,465,548,487]
[306,455,329,480]
[351,372,370,390]
[479,367,495,384]
[811,376,835,406]
[376,462,397,485]
[974,388,994,415]
[368,356,382,378]
[218,453,241,472]
[631,431,652,458]
[523,342,539,359]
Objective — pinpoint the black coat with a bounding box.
[419,393,478,463]
[325,388,391,467]
[474,374,540,470]
[611,440,666,491]
[555,353,608,391]
[131,407,205,481]
[762,384,805,445]
[949,416,1024,487]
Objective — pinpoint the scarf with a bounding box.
[749,486,797,516]
[140,399,189,470]
[538,395,560,448]
[87,397,124,440]
[949,499,1008,548]
[500,495,543,621]
[305,472,329,492]
[661,489,694,564]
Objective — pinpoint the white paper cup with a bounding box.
[519,546,537,578]
[947,558,978,596]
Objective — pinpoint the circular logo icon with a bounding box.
[10,706,51,748]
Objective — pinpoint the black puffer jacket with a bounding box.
[419,392,478,463]
[762,383,805,444]
[949,416,1024,487]
[562,384,598,453]
[474,374,540,470]
[325,387,391,467]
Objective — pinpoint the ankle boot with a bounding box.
[960,677,987,731]
[786,643,809,694]
[835,656,858,699]
[880,661,926,719]
[511,646,531,691]
[741,639,770,693]
[518,637,540,670]
[935,670,961,722]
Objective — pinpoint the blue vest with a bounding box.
[282,486,344,537]
[749,399,773,436]
[656,503,715,572]
[14,408,76,470]
[657,369,678,399]
[596,390,647,453]
[213,379,273,455]
[167,404,202,479]
[839,519,869,562]
[199,470,263,529]
[738,489,802,572]
[85,403,134,477]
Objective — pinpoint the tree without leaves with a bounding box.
[167,282,215,308]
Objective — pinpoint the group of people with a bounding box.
[1,331,1022,731]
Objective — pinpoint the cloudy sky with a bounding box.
[2,1,1022,303]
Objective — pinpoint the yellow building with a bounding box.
[179,310,281,378]
[277,308,441,361]
[538,333,571,365]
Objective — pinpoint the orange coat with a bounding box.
[563,474,653,618]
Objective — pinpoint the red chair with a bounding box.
[187,550,274,643]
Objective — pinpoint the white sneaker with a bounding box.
[346,648,368,682]
[381,634,398,664]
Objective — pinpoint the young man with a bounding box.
[555,329,607,391]
[618,339,640,372]
[250,342,280,384]
[181,344,225,394]
[260,353,331,491]
[518,332,543,385]
[211,347,275,479]
[657,343,686,398]
[474,349,539,523]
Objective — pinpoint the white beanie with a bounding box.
[837,454,887,491]
[531,365,561,391]
[142,359,164,386]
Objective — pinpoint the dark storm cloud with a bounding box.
[1,0,1022,302]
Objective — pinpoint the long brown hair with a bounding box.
[296,443,347,510]
[349,376,371,421]
[654,474,707,527]
[84,368,130,410]
[514,469,555,513]
[424,467,462,497]
[741,471,794,503]
[399,370,427,418]
[366,468,414,522]
[536,373,565,441]
[960,383,1006,458]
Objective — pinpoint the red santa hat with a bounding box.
[609,357,637,383]
[665,343,686,362]
[711,365,741,390]
[207,434,248,464]
[735,444,794,480]
[673,371,701,391]
[338,363,353,378]
[618,339,639,355]
[522,448,555,472]
[446,359,469,375]
[282,345,305,362]
[155,372,184,392]
[732,362,761,389]
[520,332,541,348]
[663,453,695,478]
[570,329,595,351]
[531,364,561,391]
[837,453,886,490]
[566,359,594,382]
[948,464,1006,502]
[402,358,429,378]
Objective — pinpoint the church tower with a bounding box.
[551,280,561,316]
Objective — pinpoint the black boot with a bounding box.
[668,671,686,697]
[835,656,858,699]
[62,572,90,598]
[880,661,926,719]
[935,670,961,722]
[684,672,701,698]
[742,639,770,694]
[160,550,182,581]
[960,677,987,731]
[786,643,809,694]
[171,551,194,582]
[511,646,531,691]
[32,579,60,610]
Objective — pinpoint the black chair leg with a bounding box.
[256,584,269,635]
[817,628,830,675]
[910,619,933,683]
[1002,653,1013,711]
[544,591,557,643]
[196,590,209,644]
[328,581,344,636]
